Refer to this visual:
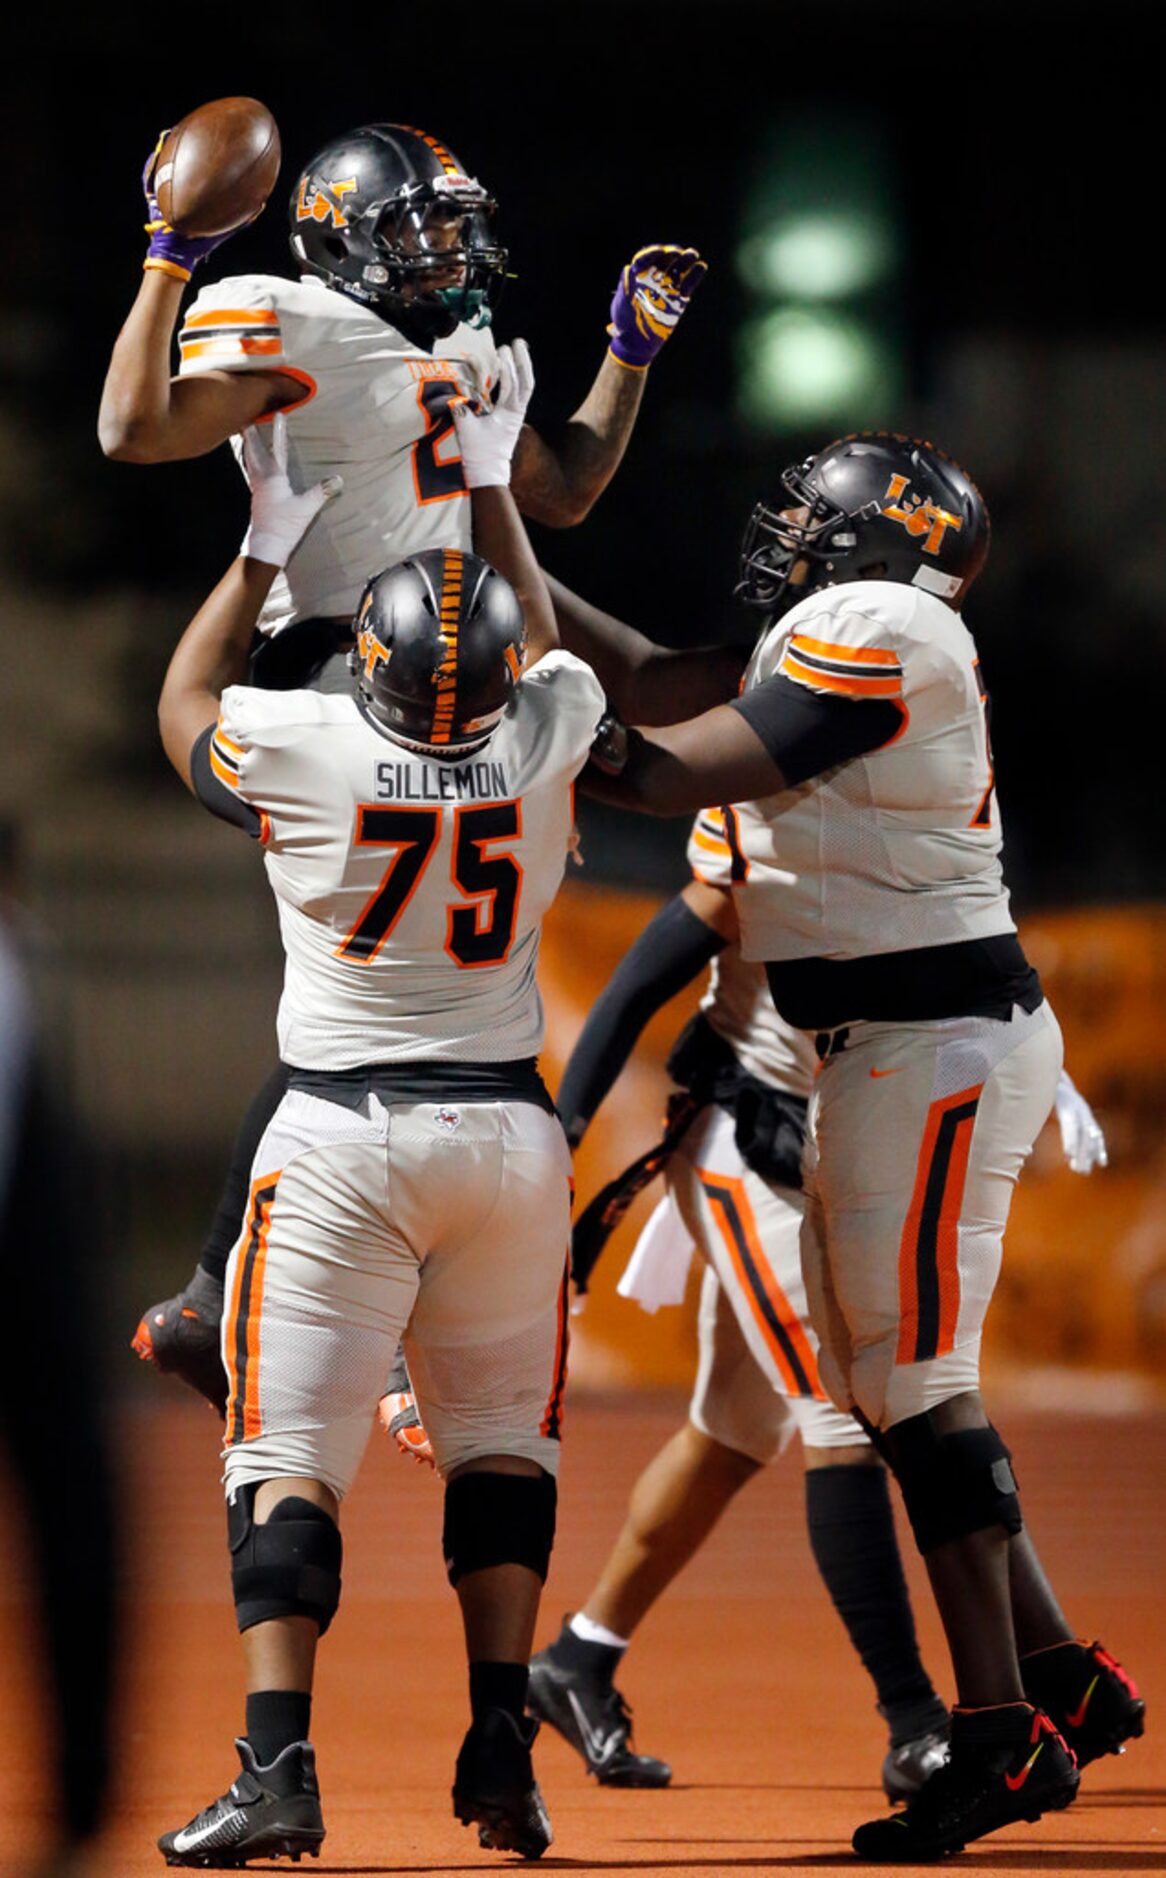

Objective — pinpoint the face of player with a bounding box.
[775,504,887,588]
[776,505,813,589]
[392,205,472,295]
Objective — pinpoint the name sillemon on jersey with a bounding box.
[375,759,510,802]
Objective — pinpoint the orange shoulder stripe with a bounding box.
[781,652,903,698]
[789,632,901,667]
[179,336,284,362]
[181,307,280,329]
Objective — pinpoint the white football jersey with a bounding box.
[685,812,816,1099]
[177,273,499,635]
[731,580,1016,965]
[209,652,605,1067]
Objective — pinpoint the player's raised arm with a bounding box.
[582,649,911,818]
[582,704,790,818]
[98,116,297,462]
[453,340,558,665]
[511,245,706,526]
[546,573,751,725]
[158,417,341,783]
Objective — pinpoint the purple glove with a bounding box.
[607,244,707,369]
[142,132,235,281]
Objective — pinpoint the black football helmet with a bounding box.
[289,123,506,341]
[737,431,990,616]
[351,548,526,755]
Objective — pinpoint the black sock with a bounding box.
[805,1466,945,1738]
[547,1619,624,1687]
[245,1690,312,1766]
[469,1660,529,1725]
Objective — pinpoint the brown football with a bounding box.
[155,97,281,238]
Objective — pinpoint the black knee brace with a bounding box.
[227,1486,343,1635]
[442,1470,557,1587]
[886,1414,1022,1555]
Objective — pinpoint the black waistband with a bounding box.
[285,1057,556,1116]
[766,933,1043,1031]
[666,1012,808,1188]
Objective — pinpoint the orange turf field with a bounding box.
[2,1385,1163,1877]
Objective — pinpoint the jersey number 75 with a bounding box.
[336,802,522,967]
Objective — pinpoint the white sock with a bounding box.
[570,1611,630,1650]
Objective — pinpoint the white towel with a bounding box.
[616,1193,697,1313]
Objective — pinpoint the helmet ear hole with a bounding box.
[322,235,347,263]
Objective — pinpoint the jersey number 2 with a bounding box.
[411,377,467,505]
[337,802,522,967]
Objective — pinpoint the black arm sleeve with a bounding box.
[190,725,264,837]
[730,672,904,785]
[557,894,726,1143]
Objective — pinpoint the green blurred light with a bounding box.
[736,212,897,300]
[735,308,901,430]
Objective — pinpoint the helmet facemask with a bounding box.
[365,179,506,335]
[736,465,865,616]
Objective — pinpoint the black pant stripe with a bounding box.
[701,1175,816,1397]
[911,1098,980,1362]
[227,1181,278,1448]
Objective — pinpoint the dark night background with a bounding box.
[2,2,1163,904]
[0,5,1161,1332]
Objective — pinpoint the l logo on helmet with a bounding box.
[881,473,962,557]
[296,176,358,228]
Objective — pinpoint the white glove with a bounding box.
[240,414,343,567]
[451,338,534,488]
[1053,1069,1108,1174]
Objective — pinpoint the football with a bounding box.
[154,97,281,238]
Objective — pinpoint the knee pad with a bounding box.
[442,1470,557,1587]
[227,1487,343,1635]
[887,1415,1022,1555]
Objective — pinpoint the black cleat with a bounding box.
[1022,1638,1145,1768]
[158,1738,325,1867]
[527,1631,671,1788]
[452,1709,553,1859]
[852,1703,1078,1862]
[132,1267,227,1414]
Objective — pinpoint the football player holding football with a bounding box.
[99,120,705,1412]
